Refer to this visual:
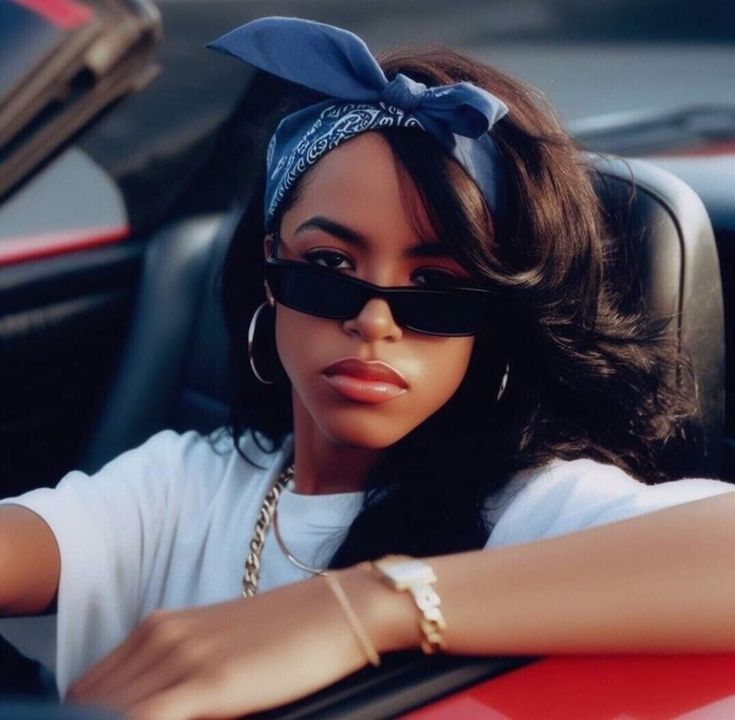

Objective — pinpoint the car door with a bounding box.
[0,149,146,497]
[0,0,255,498]
[0,0,160,498]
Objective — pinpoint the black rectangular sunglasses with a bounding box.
[265,258,497,336]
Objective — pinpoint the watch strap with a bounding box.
[371,555,447,654]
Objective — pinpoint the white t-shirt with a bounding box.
[0,429,732,695]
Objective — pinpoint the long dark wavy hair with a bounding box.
[221,46,697,567]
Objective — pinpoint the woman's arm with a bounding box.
[349,492,735,655]
[0,505,60,615]
[68,492,734,720]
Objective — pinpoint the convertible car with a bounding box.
[1,0,734,717]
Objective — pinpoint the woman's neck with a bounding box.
[291,397,382,495]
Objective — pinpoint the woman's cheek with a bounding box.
[406,336,475,416]
[275,306,475,446]
[274,307,320,385]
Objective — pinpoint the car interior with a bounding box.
[1,142,728,716]
[0,1,732,715]
[47,153,732,717]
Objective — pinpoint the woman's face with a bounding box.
[273,133,475,450]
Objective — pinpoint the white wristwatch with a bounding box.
[371,555,447,654]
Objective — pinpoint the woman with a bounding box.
[1,17,733,720]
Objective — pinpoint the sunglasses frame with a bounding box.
[264,257,498,337]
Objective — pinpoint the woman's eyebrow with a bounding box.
[293,215,452,258]
[294,216,367,247]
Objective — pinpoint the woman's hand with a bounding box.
[66,568,402,720]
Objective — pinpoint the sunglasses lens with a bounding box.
[266,260,490,336]
[267,260,363,318]
[392,292,485,335]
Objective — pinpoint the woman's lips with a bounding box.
[322,358,408,404]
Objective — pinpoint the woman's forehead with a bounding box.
[279,133,439,250]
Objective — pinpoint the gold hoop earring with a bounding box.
[248,301,278,385]
[496,362,510,401]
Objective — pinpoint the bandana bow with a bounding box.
[208,17,509,225]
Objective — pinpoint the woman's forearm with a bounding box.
[65,493,734,719]
[342,493,735,656]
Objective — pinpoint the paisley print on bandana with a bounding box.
[266,102,424,223]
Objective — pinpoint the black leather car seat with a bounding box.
[592,156,724,476]
[79,212,234,473]
[79,155,725,478]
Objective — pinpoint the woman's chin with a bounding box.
[316,415,409,451]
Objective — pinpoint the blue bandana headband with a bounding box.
[207,17,509,229]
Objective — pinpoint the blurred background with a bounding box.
[3,0,734,238]
[90,0,735,215]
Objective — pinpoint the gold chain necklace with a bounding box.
[241,464,327,597]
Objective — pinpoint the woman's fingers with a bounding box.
[67,623,146,699]
[75,640,197,711]
[68,610,187,702]
[67,575,376,719]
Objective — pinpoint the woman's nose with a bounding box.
[342,297,403,342]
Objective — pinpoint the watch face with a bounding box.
[382,559,437,589]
